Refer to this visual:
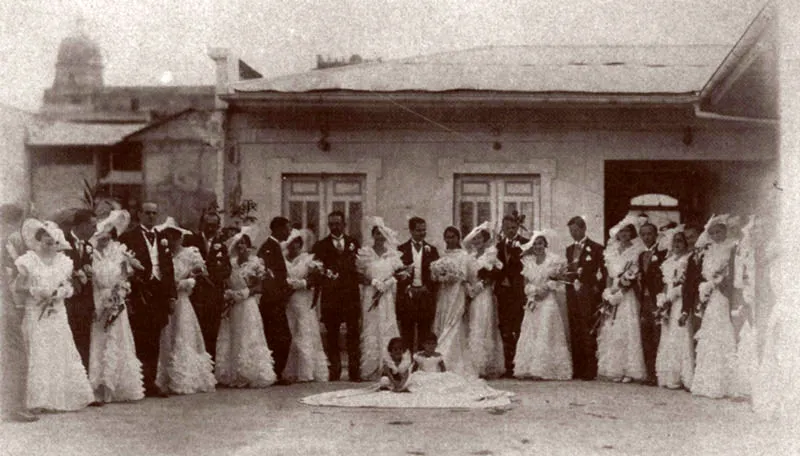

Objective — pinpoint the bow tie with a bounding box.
[414,242,423,251]
[143,229,156,243]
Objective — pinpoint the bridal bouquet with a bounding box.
[614,261,638,290]
[101,282,131,330]
[33,281,73,321]
[240,258,267,282]
[430,257,466,284]
[221,288,250,318]
[368,276,396,311]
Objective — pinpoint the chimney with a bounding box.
[208,47,239,109]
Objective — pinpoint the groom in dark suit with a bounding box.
[256,216,293,383]
[637,222,667,385]
[119,202,176,396]
[564,216,605,380]
[64,209,97,370]
[311,211,362,382]
[494,214,529,377]
[396,216,439,352]
[186,212,231,361]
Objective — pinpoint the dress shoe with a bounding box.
[89,401,106,407]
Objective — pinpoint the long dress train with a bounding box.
[357,247,402,380]
[514,253,572,380]
[282,252,328,382]
[15,251,94,411]
[215,255,276,387]
[597,242,647,381]
[89,241,144,402]
[156,247,216,394]
[466,247,505,378]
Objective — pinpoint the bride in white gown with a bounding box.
[514,231,572,380]
[215,226,276,387]
[597,216,647,383]
[89,210,145,403]
[282,229,328,383]
[463,222,505,379]
[431,227,474,377]
[14,219,94,412]
[691,215,739,399]
[357,217,403,381]
[155,219,216,395]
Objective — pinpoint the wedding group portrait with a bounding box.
[2,0,799,455]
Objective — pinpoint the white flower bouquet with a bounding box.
[430,257,466,284]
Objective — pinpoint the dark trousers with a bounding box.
[496,285,525,374]
[322,312,361,381]
[260,297,292,380]
[192,287,224,360]
[129,279,170,392]
[566,285,599,380]
[640,291,660,381]
[65,292,93,370]
[396,287,435,353]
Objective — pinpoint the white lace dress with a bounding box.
[432,249,475,377]
[156,247,216,394]
[691,241,737,398]
[597,243,647,381]
[89,241,144,402]
[283,252,328,382]
[466,247,505,378]
[514,253,572,380]
[357,247,402,380]
[15,251,94,411]
[655,252,694,389]
[215,256,276,387]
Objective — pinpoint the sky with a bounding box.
[1,0,768,111]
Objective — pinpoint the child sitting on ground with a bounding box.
[412,333,447,373]
[379,338,412,392]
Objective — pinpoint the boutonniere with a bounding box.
[213,243,222,250]
[216,252,223,258]
[348,243,355,251]
[651,255,659,262]
[512,240,521,249]
[586,246,592,253]
[424,245,431,253]
[585,255,592,262]
[160,239,168,247]
[85,245,93,255]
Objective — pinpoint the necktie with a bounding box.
[335,238,344,251]
[145,230,155,244]
[414,242,422,252]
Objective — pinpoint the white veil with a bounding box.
[363,216,399,250]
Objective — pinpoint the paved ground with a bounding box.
[1,380,796,456]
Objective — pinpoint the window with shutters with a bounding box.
[282,174,365,243]
[454,175,541,237]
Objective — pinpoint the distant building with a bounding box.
[25,27,259,230]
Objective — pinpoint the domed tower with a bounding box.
[42,19,104,114]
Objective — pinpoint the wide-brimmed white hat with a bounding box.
[94,209,131,238]
[155,216,192,236]
[463,221,493,247]
[227,225,260,256]
[695,213,740,247]
[364,216,399,248]
[21,218,71,251]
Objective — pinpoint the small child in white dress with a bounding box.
[412,333,447,373]
[379,337,412,392]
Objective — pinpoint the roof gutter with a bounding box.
[692,102,778,126]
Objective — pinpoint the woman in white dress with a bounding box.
[357,217,403,381]
[14,219,94,412]
[654,227,694,390]
[597,216,647,383]
[691,214,739,399]
[215,226,276,387]
[155,218,216,395]
[430,226,474,377]
[89,210,145,403]
[514,231,572,380]
[282,229,328,383]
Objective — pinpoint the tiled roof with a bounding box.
[26,121,147,146]
[231,45,732,95]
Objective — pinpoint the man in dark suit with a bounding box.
[256,216,293,383]
[396,216,440,353]
[564,216,605,380]
[679,224,705,334]
[64,209,97,370]
[186,212,231,360]
[311,211,362,382]
[637,222,668,385]
[494,214,529,377]
[119,202,176,397]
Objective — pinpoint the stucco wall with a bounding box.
[0,106,31,206]
[31,162,94,217]
[230,120,776,250]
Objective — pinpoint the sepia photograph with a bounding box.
[1,0,798,454]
